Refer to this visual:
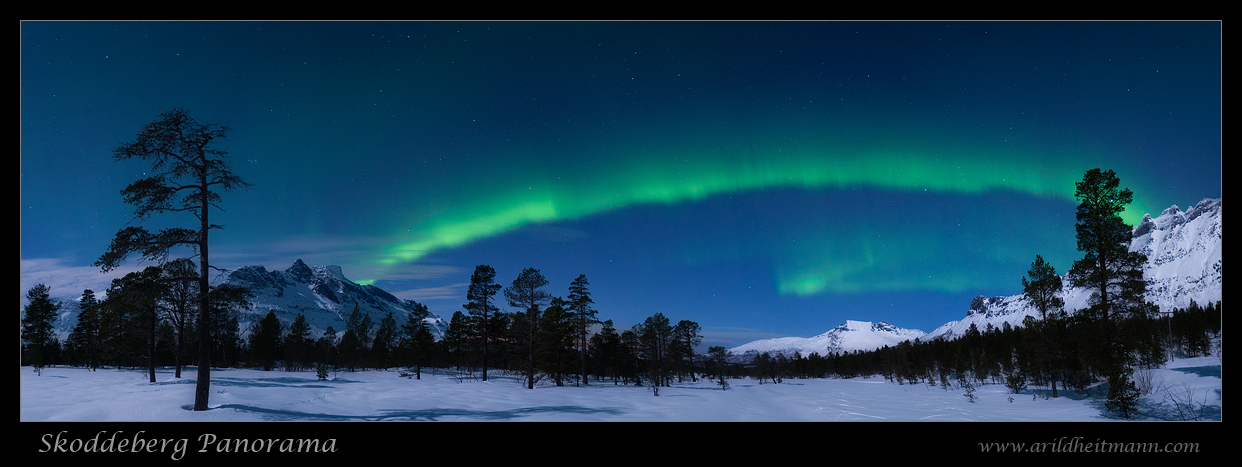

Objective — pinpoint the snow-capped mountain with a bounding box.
[30,259,446,341]
[220,259,446,338]
[733,197,1222,355]
[925,197,1221,341]
[730,320,927,359]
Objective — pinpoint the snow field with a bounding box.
[21,355,1219,421]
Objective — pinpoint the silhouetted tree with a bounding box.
[400,302,435,379]
[506,267,552,389]
[1067,169,1153,402]
[107,267,169,382]
[284,313,313,371]
[567,274,598,386]
[248,311,283,371]
[464,265,501,381]
[95,108,252,411]
[67,289,104,370]
[21,284,59,371]
[159,258,199,378]
[372,311,399,369]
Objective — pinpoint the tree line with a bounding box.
[21,264,708,396]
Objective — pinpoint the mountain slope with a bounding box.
[924,197,1221,341]
[220,259,447,339]
[732,197,1222,355]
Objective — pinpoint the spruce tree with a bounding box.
[21,284,59,372]
[248,311,283,371]
[68,289,103,370]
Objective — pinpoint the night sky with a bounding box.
[20,21,1221,349]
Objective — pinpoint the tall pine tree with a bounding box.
[1022,254,1066,397]
[464,265,501,381]
[21,284,59,371]
[67,289,103,370]
[401,302,435,379]
[567,274,597,386]
[1067,168,1153,415]
[506,267,552,389]
[96,108,252,410]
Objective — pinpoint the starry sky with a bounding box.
[20,21,1221,349]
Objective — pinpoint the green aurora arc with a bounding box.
[372,138,1158,297]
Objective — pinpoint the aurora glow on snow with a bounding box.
[20,21,1221,346]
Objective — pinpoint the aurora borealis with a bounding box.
[21,21,1221,347]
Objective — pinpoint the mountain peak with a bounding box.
[286,259,315,283]
[224,260,446,338]
[732,320,926,359]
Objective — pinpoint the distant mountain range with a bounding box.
[730,320,927,362]
[731,197,1222,357]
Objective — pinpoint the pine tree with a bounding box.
[463,265,501,381]
[537,297,577,386]
[589,319,624,384]
[67,289,103,370]
[673,320,703,382]
[506,267,552,389]
[708,346,732,390]
[567,274,598,386]
[316,326,339,370]
[108,267,169,382]
[207,284,251,368]
[95,108,252,411]
[636,313,674,395]
[284,313,313,371]
[401,302,435,379]
[1105,366,1142,419]
[159,258,199,378]
[372,311,399,369]
[1067,168,1152,392]
[443,311,471,372]
[1068,169,1149,322]
[341,304,373,370]
[21,284,60,372]
[1022,254,1066,397]
[248,311,284,371]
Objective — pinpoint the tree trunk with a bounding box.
[193,166,212,411]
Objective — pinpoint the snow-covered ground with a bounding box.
[21,356,1220,422]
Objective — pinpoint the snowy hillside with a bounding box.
[730,320,927,359]
[735,197,1222,353]
[924,197,1221,341]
